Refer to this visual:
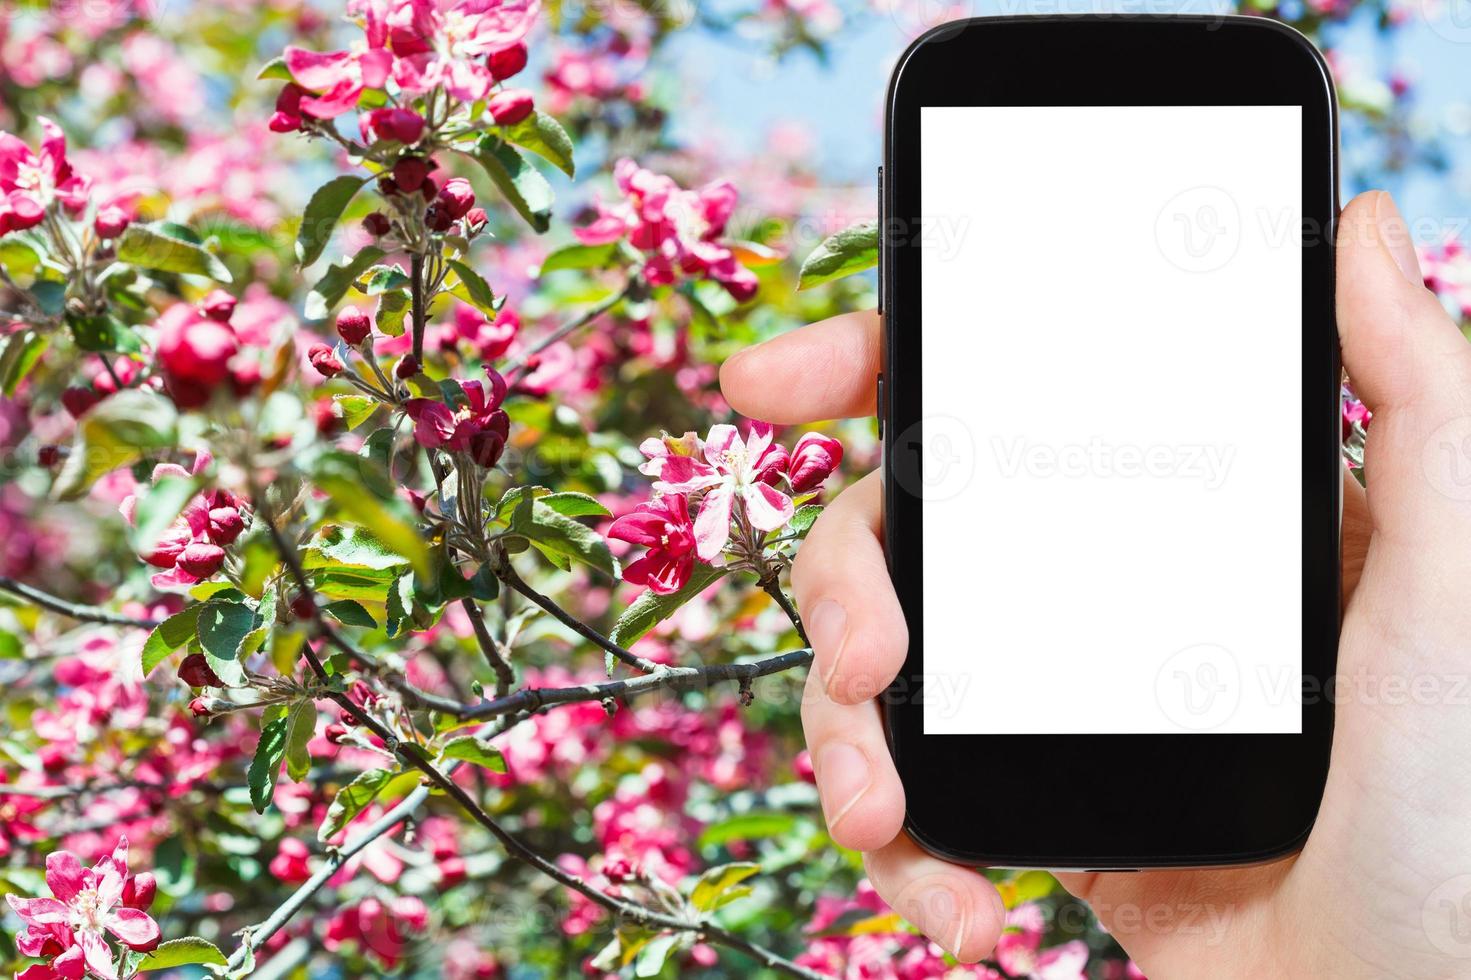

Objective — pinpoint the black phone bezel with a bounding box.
[880,14,1341,869]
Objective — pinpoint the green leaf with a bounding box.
[248,713,290,813]
[324,599,377,628]
[362,264,412,294]
[297,175,365,268]
[333,394,379,431]
[697,812,800,848]
[256,57,292,81]
[465,139,552,233]
[319,768,393,842]
[129,474,202,557]
[439,736,507,773]
[375,288,410,336]
[197,601,256,688]
[53,390,177,500]
[538,242,617,274]
[117,223,232,282]
[312,451,432,582]
[499,110,576,177]
[134,937,228,970]
[507,498,616,578]
[609,564,727,647]
[634,933,681,978]
[306,525,411,572]
[66,311,141,354]
[140,606,203,677]
[798,220,878,290]
[789,504,823,536]
[285,700,318,782]
[0,330,48,396]
[446,259,498,313]
[304,246,385,321]
[690,862,760,912]
[494,486,610,520]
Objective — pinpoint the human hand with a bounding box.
[720,190,1471,976]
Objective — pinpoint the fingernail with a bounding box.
[814,741,870,830]
[1374,191,1422,286]
[808,599,848,693]
[910,883,968,959]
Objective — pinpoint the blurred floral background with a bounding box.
[0,0,1467,977]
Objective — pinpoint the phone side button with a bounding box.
[875,372,885,439]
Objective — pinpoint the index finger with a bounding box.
[719,309,881,424]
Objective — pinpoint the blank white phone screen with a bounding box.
[920,106,1302,735]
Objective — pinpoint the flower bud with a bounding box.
[419,176,438,201]
[487,89,534,126]
[363,211,392,237]
[308,343,344,379]
[199,289,237,322]
[207,506,245,545]
[325,722,349,743]
[436,178,475,219]
[424,203,454,233]
[231,358,262,397]
[392,156,430,193]
[178,653,224,688]
[177,541,226,579]
[61,386,99,419]
[189,696,212,717]
[487,43,528,82]
[463,207,488,236]
[336,307,372,346]
[363,107,425,145]
[290,593,317,620]
[37,444,61,467]
[395,354,419,379]
[787,432,843,493]
[378,176,401,196]
[123,873,158,912]
[94,205,130,239]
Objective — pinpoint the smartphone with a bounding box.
[879,15,1340,869]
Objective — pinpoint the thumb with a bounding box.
[1337,190,1471,538]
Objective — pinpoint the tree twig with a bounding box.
[461,598,514,697]
[760,576,808,646]
[0,576,160,630]
[502,280,633,375]
[496,560,662,674]
[388,648,812,720]
[410,251,426,363]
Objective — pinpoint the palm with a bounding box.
[722,192,1471,976]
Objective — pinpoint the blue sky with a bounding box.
[665,4,1471,231]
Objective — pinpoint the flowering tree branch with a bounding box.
[0,575,160,630]
[253,503,824,980]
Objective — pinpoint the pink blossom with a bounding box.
[387,0,541,103]
[0,117,89,234]
[6,837,161,980]
[607,494,698,594]
[283,38,393,119]
[120,463,247,591]
[451,303,519,360]
[403,369,510,467]
[574,158,758,301]
[655,421,795,559]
